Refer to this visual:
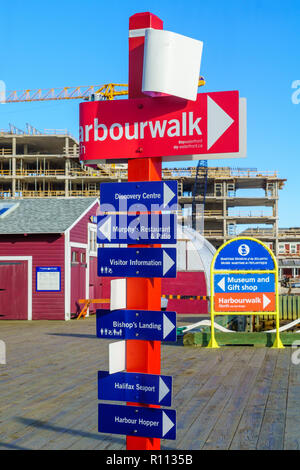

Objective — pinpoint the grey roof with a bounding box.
[279,259,300,267]
[0,198,98,234]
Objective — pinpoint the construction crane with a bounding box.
[1,77,206,103]
[2,84,128,103]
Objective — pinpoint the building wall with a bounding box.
[69,201,100,316]
[162,271,208,314]
[70,203,98,244]
[88,256,105,312]
[0,234,65,320]
[98,271,208,315]
[70,246,87,315]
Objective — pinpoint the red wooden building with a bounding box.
[0,198,100,320]
[0,198,215,320]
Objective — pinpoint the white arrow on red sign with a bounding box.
[207,96,234,150]
[79,90,246,163]
[263,294,272,310]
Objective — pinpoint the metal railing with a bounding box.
[278,252,300,256]
[68,190,99,197]
[240,229,276,237]
[0,161,281,181]
[0,168,128,178]
[9,190,100,198]
[0,149,12,155]
[204,210,223,217]
[278,230,300,237]
[203,230,224,237]
[15,169,66,176]
[230,169,278,178]
[13,190,66,198]
[227,211,274,218]
[162,167,279,179]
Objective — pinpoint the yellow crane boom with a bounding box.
[1,77,205,103]
[3,84,129,103]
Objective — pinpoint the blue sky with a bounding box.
[0,0,299,227]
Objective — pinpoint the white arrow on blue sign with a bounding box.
[98,371,172,406]
[98,403,176,440]
[96,309,177,342]
[214,273,276,293]
[97,213,177,244]
[97,247,176,278]
[100,180,178,212]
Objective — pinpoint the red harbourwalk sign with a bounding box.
[79,90,246,162]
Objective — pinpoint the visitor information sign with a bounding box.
[98,247,176,278]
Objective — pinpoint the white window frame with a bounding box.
[88,223,97,257]
[227,222,236,236]
[215,182,222,197]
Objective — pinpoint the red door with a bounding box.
[70,248,87,315]
[0,260,28,320]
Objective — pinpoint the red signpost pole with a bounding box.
[126,12,164,451]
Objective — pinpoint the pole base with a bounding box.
[271,337,285,349]
[206,337,220,348]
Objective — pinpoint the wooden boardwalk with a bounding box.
[0,318,299,450]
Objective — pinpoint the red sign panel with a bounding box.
[79,91,242,162]
[214,292,276,313]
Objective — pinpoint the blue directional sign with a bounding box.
[98,371,172,406]
[96,309,177,342]
[214,273,276,293]
[98,403,176,440]
[100,180,178,212]
[98,247,176,278]
[214,239,275,271]
[97,213,177,244]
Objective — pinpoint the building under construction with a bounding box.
[0,126,298,280]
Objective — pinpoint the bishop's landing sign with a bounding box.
[79,91,246,162]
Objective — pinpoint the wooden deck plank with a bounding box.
[174,348,257,450]
[230,349,278,449]
[202,353,262,450]
[230,405,267,450]
[0,319,299,450]
[255,349,290,450]
[284,357,300,450]
[256,410,286,450]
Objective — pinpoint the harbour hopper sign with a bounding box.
[79,90,246,162]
